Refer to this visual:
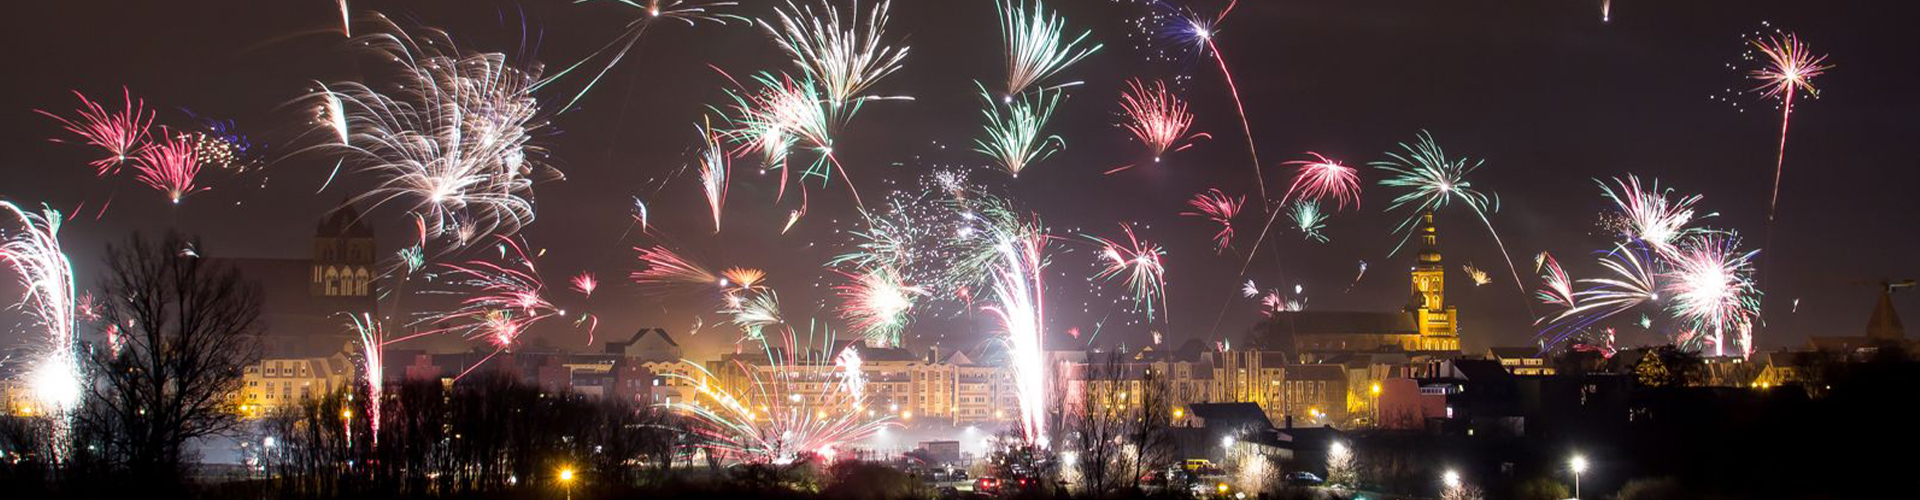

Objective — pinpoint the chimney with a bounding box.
[927,347,939,364]
[1284,414,1293,429]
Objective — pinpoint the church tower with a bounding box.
[1408,212,1459,351]
[311,202,376,297]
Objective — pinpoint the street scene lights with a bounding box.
[1570,455,1589,499]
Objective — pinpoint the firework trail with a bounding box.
[132,130,208,204]
[1535,252,1575,308]
[983,223,1050,445]
[1372,131,1529,303]
[632,197,651,232]
[767,0,911,116]
[1744,31,1830,225]
[1115,79,1207,168]
[664,329,893,464]
[1085,224,1168,321]
[1,202,82,456]
[347,313,384,445]
[1153,0,1263,200]
[1288,200,1328,243]
[336,0,352,36]
[36,88,155,176]
[696,120,730,233]
[975,84,1064,177]
[310,15,548,249]
[630,244,720,292]
[1535,243,1659,346]
[542,0,741,111]
[835,265,925,347]
[1661,234,1761,356]
[1181,188,1242,253]
[996,0,1101,97]
[1282,152,1361,210]
[1601,0,1611,23]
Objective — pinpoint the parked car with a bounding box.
[1283,471,1325,486]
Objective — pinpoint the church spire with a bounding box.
[1866,280,1910,340]
[1416,211,1441,269]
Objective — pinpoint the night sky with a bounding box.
[3,0,1916,361]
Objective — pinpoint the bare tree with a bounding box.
[1067,354,1128,495]
[78,233,261,480]
[1125,365,1176,490]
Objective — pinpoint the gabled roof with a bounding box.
[1487,347,1543,359]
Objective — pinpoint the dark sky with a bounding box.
[3,0,1916,360]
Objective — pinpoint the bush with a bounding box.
[822,461,926,500]
[1510,477,1568,500]
[1615,477,1689,500]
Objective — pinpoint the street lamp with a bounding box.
[1442,469,1460,490]
[1569,455,1588,499]
[559,467,576,500]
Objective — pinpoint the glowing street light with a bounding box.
[1442,469,1461,489]
[1570,455,1589,499]
[559,467,576,500]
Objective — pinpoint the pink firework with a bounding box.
[1117,79,1207,163]
[1181,188,1243,253]
[1086,224,1168,321]
[571,272,598,298]
[35,88,155,176]
[131,131,207,204]
[631,245,719,290]
[1282,152,1361,210]
[696,121,729,233]
[1661,234,1761,357]
[1745,31,1831,223]
[1535,252,1576,309]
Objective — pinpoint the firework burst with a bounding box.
[1282,152,1362,210]
[1117,79,1206,164]
[1288,200,1329,243]
[132,130,207,204]
[1085,224,1168,321]
[1373,131,1527,300]
[1742,30,1830,223]
[1661,234,1762,356]
[975,84,1064,177]
[35,88,155,176]
[1181,188,1242,253]
[767,0,911,114]
[835,266,925,347]
[313,15,549,248]
[1598,175,1710,255]
[996,0,1101,97]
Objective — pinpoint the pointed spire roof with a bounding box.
[1866,284,1905,340]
